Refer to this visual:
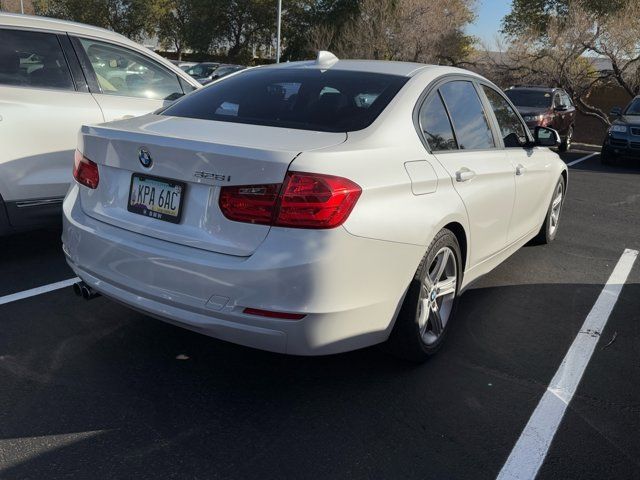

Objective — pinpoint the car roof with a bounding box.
[0,12,135,45]
[261,58,475,78]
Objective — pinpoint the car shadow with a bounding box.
[1,278,637,479]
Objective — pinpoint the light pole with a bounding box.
[20,0,25,14]
[276,0,282,63]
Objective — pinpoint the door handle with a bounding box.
[455,168,476,182]
[516,164,526,176]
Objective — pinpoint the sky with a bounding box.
[466,0,512,50]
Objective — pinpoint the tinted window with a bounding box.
[79,38,183,100]
[0,29,74,90]
[482,86,528,148]
[162,68,409,132]
[419,93,457,150]
[505,89,553,108]
[439,81,494,150]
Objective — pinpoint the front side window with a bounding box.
[419,92,457,151]
[78,38,183,100]
[0,28,74,91]
[482,86,528,148]
[439,81,495,150]
[162,68,409,132]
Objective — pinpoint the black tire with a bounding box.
[532,177,565,245]
[385,228,462,363]
[559,126,573,152]
[600,144,614,165]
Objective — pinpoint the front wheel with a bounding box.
[532,178,565,245]
[385,229,462,362]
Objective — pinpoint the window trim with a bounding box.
[0,27,78,94]
[70,34,187,98]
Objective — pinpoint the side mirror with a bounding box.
[534,126,561,147]
[610,106,622,117]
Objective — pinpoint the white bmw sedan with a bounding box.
[62,53,567,361]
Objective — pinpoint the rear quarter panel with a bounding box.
[289,70,470,266]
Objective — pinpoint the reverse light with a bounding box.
[219,172,361,229]
[73,150,99,189]
[243,307,306,320]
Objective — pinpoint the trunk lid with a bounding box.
[78,114,347,256]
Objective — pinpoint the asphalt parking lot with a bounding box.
[0,150,638,480]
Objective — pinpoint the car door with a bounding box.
[423,79,516,267]
[480,85,554,243]
[0,28,103,226]
[71,36,194,122]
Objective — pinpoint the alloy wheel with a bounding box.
[416,247,458,345]
[549,181,563,235]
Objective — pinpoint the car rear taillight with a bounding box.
[219,172,361,229]
[73,150,99,189]
[219,183,280,225]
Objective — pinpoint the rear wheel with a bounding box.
[559,126,573,152]
[385,229,461,362]
[532,177,564,245]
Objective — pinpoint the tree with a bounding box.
[494,1,640,127]
[152,0,222,60]
[309,0,475,65]
[34,0,155,39]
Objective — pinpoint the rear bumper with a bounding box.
[62,185,423,355]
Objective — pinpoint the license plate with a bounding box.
[127,173,185,224]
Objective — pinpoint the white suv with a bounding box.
[0,13,200,235]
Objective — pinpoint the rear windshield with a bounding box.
[161,68,409,132]
[505,90,553,108]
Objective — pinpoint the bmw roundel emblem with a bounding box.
[138,148,153,168]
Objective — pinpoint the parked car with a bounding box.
[601,97,640,165]
[178,62,197,71]
[505,86,576,152]
[0,13,201,236]
[199,64,246,85]
[184,62,219,82]
[168,59,197,71]
[63,53,567,361]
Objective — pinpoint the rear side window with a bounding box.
[0,28,74,91]
[439,81,495,150]
[162,68,409,132]
[419,93,457,151]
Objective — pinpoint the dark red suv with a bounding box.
[505,86,576,151]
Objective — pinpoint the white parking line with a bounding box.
[497,248,638,480]
[0,277,79,307]
[566,152,598,167]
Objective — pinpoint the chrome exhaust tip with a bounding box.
[73,281,100,300]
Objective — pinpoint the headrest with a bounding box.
[0,47,20,75]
